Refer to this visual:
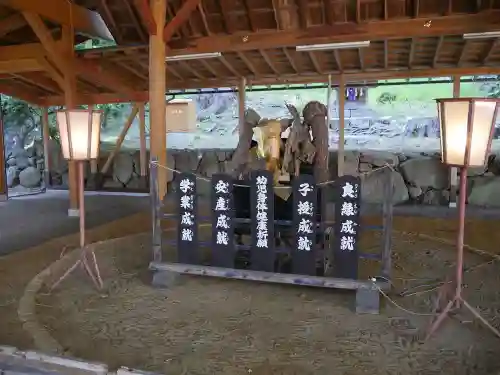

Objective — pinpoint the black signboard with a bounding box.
[292,175,317,275]
[176,173,198,264]
[250,170,275,272]
[333,175,362,279]
[211,174,235,268]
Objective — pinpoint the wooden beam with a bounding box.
[308,52,322,74]
[0,13,26,37]
[150,0,168,200]
[408,38,415,67]
[75,59,141,95]
[166,11,500,55]
[283,48,298,72]
[13,72,60,94]
[3,0,114,40]
[133,0,157,35]
[22,12,69,75]
[0,59,43,73]
[164,0,201,43]
[260,50,279,74]
[37,56,65,89]
[237,52,258,75]
[0,81,42,103]
[432,36,444,67]
[41,65,500,106]
[0,43,45,60]
[101,105,139,174]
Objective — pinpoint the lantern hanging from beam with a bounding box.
[436,98,499,167]
[56,109,103,161]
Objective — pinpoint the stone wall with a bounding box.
[35,141,500,208]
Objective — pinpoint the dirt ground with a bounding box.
[15,215,499,375]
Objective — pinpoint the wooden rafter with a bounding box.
[218,0,232,34]
[358,48,364,70]
[166,11,500,56]
[3,0,114,40]
[237,52,258,75]
[12,72,60,94]
[123,0,147,42]
[298,0,309,28]
[457,40,468,66]
[482,39,498,64]
[0,13,26,37]
[166,65,183,80]
[41,65,500,106]
[132,0,157,35]
[181,61,205,79]
[384,40,388,69]
[37,56,64,89]
[356,0,360,23]
[164,0,201,42]
[260,50,279,74]
[308,52,322,74]
[242,0,255,31]
[219,56,239,77]
[408,38,415,67]
[413,0,420,18]
[0,81,42,103]
[197,4,211,35]
[283,48,298,73]
[433,36,444,67]
[334,50,342,71]
[324,0,333,25]
[101,0,123,43]
[0,59,43,73]
[199,59,218,78]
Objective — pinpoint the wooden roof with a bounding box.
[1,0,500,105]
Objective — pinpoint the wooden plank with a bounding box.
[149,262,391,290]
[166,11,500,55]
[3,0,114,40]
[133,0,157,35]
[40,65,500,106]
[0,43,45,60]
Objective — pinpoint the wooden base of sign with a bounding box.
[150,262,389,313]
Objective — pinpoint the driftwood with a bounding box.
[304,101,328,183]
[282,104,315,176]
[228,108,261,178]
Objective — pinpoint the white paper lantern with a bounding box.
[436,98,499,167]
[56,109,103,161]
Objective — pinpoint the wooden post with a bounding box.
[138,102,148,187]
[60,26,79,216]
[89,105,98,176]
[41,107,51,188]
[149,0,167,201]
[449,76,460,208]
[337,75,346,177]
[326,74,332,165]
[0,98,6,201]
[238,77,246,134]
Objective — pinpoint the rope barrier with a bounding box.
[149,160,395,188]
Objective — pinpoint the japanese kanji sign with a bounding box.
[176,173,198,264]
[211,174,235,268]
[333,175,361,279]
[292,174,317,275]
[250,170,275,272]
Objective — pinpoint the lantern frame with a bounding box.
[436,97,499,168]
[55,108,103,161]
